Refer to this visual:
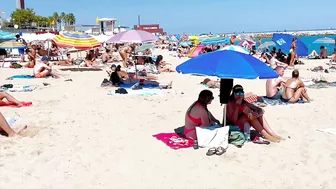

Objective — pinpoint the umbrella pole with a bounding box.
[222,104,227,127]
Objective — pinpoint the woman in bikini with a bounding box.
[119,46,131,67]
[281,69,311,103]
[184,90,220,140]
[226,85,281,143]
[289,38,297,68]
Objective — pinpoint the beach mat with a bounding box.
[7,75,50,79]
[260,97,305,106]
[317,128,336,136]
[1,85,37,92]
[152,133,194,150]
[107,89,164,96]
[119,83,161,89]
[0,101,32,108]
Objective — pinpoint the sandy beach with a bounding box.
[1,49,336,189]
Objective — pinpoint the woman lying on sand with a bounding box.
[108,64,172,88]
[184,90,220,140]
[282,69,312,103]
[0,112,27,137]
[226,85,281,143]
[55,53,74,66]
[200,78,220,88]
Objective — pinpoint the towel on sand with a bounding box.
[317,128,336,136]
[107,89,164,96]
[0,101,32,108]
[7,75,50,79]
[153,133,194,150]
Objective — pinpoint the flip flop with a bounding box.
[252,136,270,145]
[215,147,226,155]
[206,147,217,156]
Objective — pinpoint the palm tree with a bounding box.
[68,13,76,25]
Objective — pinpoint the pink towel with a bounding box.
[153,133,194,150]
[0,101,33,108]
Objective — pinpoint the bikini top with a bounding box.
[187,102,204,126]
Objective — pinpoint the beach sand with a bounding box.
[1,49,336,189]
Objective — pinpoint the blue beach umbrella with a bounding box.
[176,50,278,126]
[176,50,278,79]
[0,31,16,41]
[272,33,308,56]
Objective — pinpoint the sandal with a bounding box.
[206,147,217,156]
[252,136,270,145]
[215,147,226,155]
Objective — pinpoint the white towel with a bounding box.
[317,128,336,136]
[196,124,229,148]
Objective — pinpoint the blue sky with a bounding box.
[1,0,336,34]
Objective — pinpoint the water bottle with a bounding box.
[244,122,251,141]
[193,140,199,149]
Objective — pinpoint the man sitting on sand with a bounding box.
[34,56,52,78]
[266,66,287,99]
[281,69,312,103]
[269,53,288,69]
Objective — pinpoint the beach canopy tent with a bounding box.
[200,37,230,45]
[188,45,205,58]
[272,33,308,56]
[0,31,16,41]
[52,32,100,50]
[106,30,158,43]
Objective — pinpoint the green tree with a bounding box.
[67,13,76,25]
[10,8,36,25]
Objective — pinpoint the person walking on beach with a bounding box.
[289,38,297,68]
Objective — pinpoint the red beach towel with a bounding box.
[0,101,33,108]
[153,133,194,150]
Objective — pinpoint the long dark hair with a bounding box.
[188,90,213,114]
[155,55,163,68]
[230,84,245,103]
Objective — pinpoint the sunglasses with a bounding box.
[235,92,244,96]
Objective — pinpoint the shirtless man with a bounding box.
[33,56,52,78]
[282,69,311,103]
[26,44,37,68]
[266,66,286,99]
[269,52,288,69]
[102,49,114,63]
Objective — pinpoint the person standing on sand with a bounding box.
[266,66,287,99]
[289,38,297,68]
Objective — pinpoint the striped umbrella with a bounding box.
[52,32,100,50]
[0,40,26,49]
[219,45,249,54]
[0,31,16,41]
[313,37,335,44]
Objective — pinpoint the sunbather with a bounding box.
[154,55,175,72]
[56,53,74,66]
[0,112,27,137]
[102,49,116,63]
[84,50,97,67]
[184,90,220,140]
[200,78,220,88]
[26,43,37,68]
[34,56,52,78]
[282,69,312,103]
[266,66,287,99]
[0,92,24,107]
[226,85,281,143]
[269,52,288,69]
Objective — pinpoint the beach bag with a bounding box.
[196,124,229,148]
